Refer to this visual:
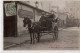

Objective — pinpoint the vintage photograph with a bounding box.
[3,0,80,50]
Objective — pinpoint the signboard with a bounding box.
[18,9,33,19]
[5,2,16,16]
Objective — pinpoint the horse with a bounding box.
[23,14,58,44]
[23,17,41,44]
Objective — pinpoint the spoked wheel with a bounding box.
[53,26,58,40]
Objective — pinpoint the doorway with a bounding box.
[3,1,17,37]
[4,16,17,37]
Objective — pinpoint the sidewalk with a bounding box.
[4,32,30,49]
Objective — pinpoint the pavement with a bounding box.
[4,31,30,49]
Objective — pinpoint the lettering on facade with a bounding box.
[18,9,33,19]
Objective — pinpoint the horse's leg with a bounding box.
[55,27,58,40]
[29,28,35,44]
[28,28,32,44]
[37,32,40,43]
[30,33,32,44]
[55,32,58,40]
[32,32,35,44]
[54,32,57,40]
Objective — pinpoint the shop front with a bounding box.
[4,1,50,37]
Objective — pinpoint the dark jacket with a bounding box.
[39,15,47,27]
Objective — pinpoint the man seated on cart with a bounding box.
[39,12,56,31]
[39,12,47,28]
[46,13,56,30]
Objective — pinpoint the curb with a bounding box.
[4,40,30,50]
[4,44,17,50]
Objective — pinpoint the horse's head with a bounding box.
[23,17,28,27]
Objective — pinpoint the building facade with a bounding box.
[65,1,80,27]
[65,1,80,19]
[58,12,68,28]
[21,1,52,12]
[4,1,51,37]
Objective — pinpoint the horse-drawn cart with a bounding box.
[23,14,59,44]
[34,19,58,43]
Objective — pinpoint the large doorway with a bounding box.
[4,16,17,37]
